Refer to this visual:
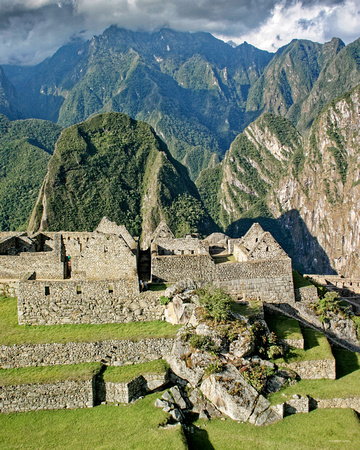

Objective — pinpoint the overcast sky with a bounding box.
[0,0,359,65]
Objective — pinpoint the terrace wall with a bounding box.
[0,379,94,413]
[0,338,175,369]
[17,281,161,325]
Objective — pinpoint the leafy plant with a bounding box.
[196,286,232,323]
[204,361,223,376]
[159,296,171,306]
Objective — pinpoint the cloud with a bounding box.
[0,0,358,65]
[227,0,360,51]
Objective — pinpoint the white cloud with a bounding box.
[226,0,360,51]
[0,0,359,65]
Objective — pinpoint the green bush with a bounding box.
[239,363,275,394]
[204,361,223,376]
[159,296,171,305]
[314,291,350,323]
[189,334,219,355]
[197,286,232,323]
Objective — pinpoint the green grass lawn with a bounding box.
[103,360,169,384]
[269,348,360,405]
[231,299,262,318]
[272,327,334,364]
[293,271,313,289]
[0,363,102,386]
[189,408,360,449]
[1,392,359,449]
[0,296,180,345]
[149,283,172,292]
[213,255,236,264]
[0,393,187,450]
[265,313,303,341]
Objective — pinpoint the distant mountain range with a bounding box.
[1,27,360,276]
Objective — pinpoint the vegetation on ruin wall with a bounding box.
[0,114,61,230]
[103,360,169,384]
[269,348,360,405]
[0,393,187,450]
[33,112,211,237]
[0,363,102,386]
[0,296,180,345]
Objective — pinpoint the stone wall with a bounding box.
[0,338,174,369]
[152,255,295,304]
[17,279,158,325]
[105,376,146,403]
[280,359,336,380]
[0,234,64,280]
[315,397,360,413]
[0,380,94,413]
[215,259,295,304]
[0,281,19,298]
[153,237,208,256]
[295,286,318,303]
[70,233,137,281]
[152,254,215,283]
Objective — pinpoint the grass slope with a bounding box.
[269,348,360,404]
[189,408,360,449]
[0,393,187,449]
[0,296,179,345]
[0,363,102,386]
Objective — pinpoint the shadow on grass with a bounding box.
[333,348,360,378]
[184,413,215,450]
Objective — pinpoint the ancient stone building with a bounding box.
[0,219,295,325]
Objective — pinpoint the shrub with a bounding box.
[189,334,219,354]
[205,361,223,376]
[197,286,232,323]
[239,364,275,394]
[159,296,171,305]
[313,291,350,323]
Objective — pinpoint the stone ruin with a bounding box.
[0,218,296,325]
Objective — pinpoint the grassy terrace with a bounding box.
[0,397,359,449]
[189,409,360,449]
[103,360,169,384]
[269,348,360,404]
[231,299,262,318]
[292,271,313,289]
[272,327,334,364]
[0,393,187,450]
[265,313,303,341]
[0,363,102,386]
[0,296,180,345]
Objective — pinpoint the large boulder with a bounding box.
[165,296,195,325]
[200,364,259,422]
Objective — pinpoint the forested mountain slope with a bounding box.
[0,115,62,230]
[28,112,213,246]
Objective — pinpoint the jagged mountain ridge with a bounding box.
[3,27,272,180]
[28,112,213,246]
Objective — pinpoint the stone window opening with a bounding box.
[104,246,108,253]
[109,284,114,294]
[77,285,82,295]
[266,246,269,252]
[45,286,50,296]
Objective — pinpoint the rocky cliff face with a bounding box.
[198,85,360,276]
[270,86,360,277]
